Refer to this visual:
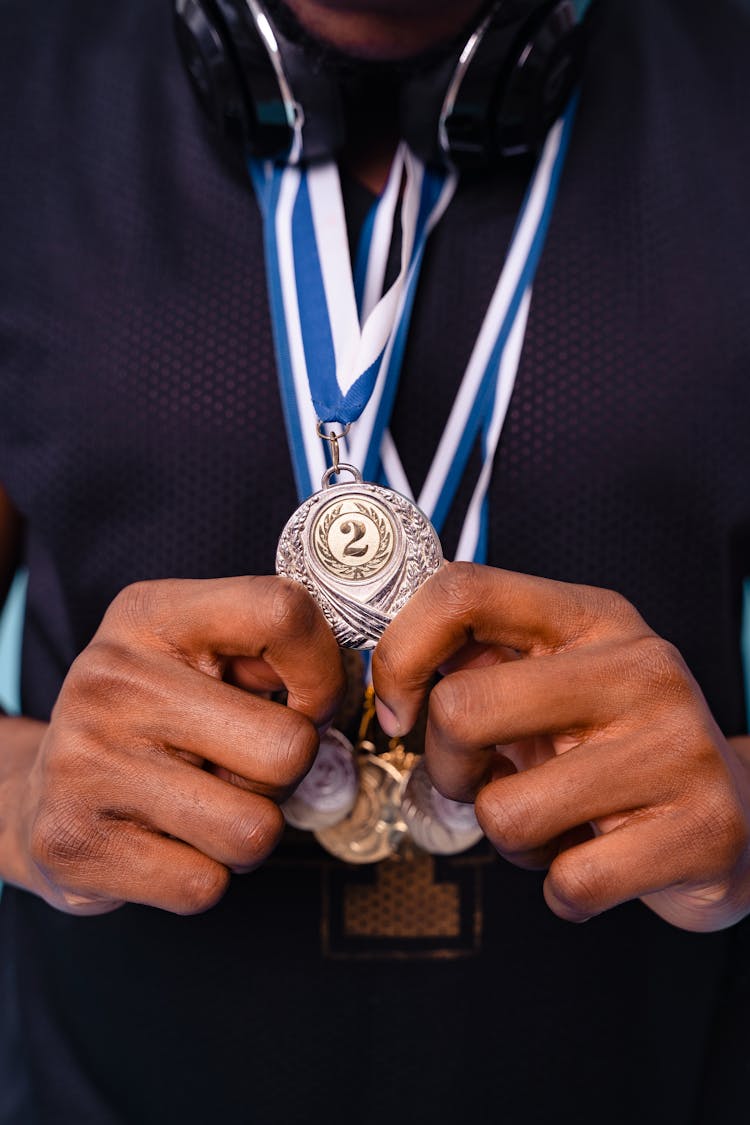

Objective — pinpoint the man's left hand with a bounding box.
[372,562,750,932]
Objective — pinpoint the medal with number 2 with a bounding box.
[277,425,442,649]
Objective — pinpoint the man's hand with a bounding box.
[372,562,750,932]
[5,576,344,916]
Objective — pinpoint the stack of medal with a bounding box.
[283,669,484,863]
[277,427,484,861]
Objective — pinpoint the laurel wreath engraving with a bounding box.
[315,501,393,581]
[276,485,442,649]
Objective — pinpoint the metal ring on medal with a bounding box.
[401,757,484,856]
[282,729,359,832]
[314,754,407,864]
[276,479,443,650]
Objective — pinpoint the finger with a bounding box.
[36,819,232,917]
[225,656,285,694]
[438,640,520,676]
[402,730,592,873]
[56,895,126,917]
[472,735,676,851]
[422,646,649,798]
[373,562,647,735]
[65,645,321,792]
[144,658,320,793]
[96,752,287,871]
[542,811,700,923]
[498,824,597,873]
[98,576,345,725]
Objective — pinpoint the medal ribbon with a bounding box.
[251,93,581,562]
[377,100,579,562]
[251,149,456,500]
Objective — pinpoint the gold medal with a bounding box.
[314,753,407,864]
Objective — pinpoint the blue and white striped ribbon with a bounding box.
[402,96,580,563]
[251,147,455,500]
[251,92,579,562]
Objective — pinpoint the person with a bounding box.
[1,0,750,1121]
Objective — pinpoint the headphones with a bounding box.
[173,0,593,167]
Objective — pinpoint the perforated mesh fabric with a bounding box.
[1,0,750,1122]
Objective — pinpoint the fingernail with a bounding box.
[375,697,401,738]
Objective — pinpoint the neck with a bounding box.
[341,138,399,195]
[339,74,401,193]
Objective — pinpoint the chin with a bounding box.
[280,0,485,61]
[294,0,446,11]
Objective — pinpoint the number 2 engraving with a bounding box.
[340,520,368,558]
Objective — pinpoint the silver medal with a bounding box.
[282,728,359,832]
[401,757,484,856]
[276,462,442,650]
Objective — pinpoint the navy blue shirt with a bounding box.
[1,0,750,1121]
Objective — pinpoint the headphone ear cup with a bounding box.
[175,0,305,159]
[173,0,258,146]
[399,53,461,170]
[174,0,347,162]
[491,1,587,156]
[401,0,588,168]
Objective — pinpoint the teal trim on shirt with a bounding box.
[744,580,750,732]
[0,569,27,715]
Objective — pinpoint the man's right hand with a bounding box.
[2,576,344,916]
